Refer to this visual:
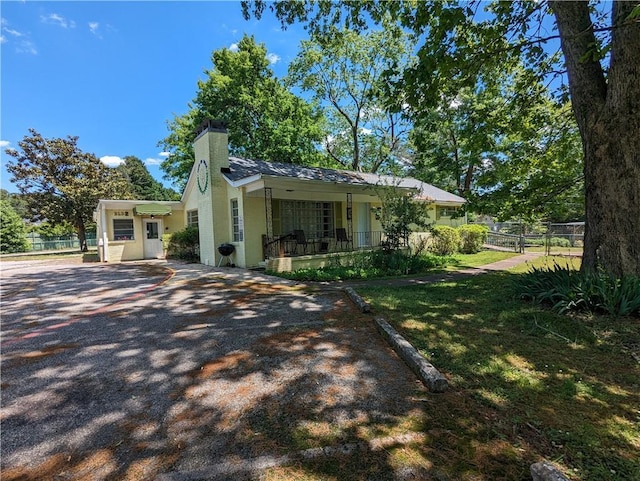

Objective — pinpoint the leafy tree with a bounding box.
[0,199,29,253]
[161,34,326,188]
[372,184,431,250]
[0,189,30,220]
[412,69,584,222]
[243,0,640,277]
[5,129,132,252]
[117,156,179,201]
[287,26,414,173]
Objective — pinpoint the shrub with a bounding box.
[269,250,455,281]
[457,224,489,254]
[515,263,640,317]
[429,225,460,256]
[549,237,571,247]
[166,226,199,261]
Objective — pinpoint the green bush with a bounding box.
[516,263,640,317]
[457,224,489,254]
[166,226,199,261]
[269,250,455,282]
[549,237,571,247]
[429,225,460,256]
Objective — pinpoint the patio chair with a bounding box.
[293,229,313,254]
[335,228,353,251]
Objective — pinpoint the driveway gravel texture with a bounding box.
[1,259,433,481]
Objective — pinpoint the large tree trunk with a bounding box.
[551,1,640,277]
[76,218,88,253]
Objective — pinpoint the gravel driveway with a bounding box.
[1,259,431,480]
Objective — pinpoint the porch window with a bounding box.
[113,219,134,241]
[231,199,243,242]
[187,209,199,228]
[280,200,334,238]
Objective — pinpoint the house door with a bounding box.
[356,203,371,247]
[143,219,164,259]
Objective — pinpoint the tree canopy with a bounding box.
[0,199,29,253]
[5,129,132,251]
[117,156,179,201]
[287,26,413,174]
[243,0,640,276]
[160,34,326,188]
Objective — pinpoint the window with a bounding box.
[280,200,334,238]
[187,209,199,228]
[437,206,459,218]
[113,219,134,241]
[231,199,243,242]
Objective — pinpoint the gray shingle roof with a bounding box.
[225,157,466,204]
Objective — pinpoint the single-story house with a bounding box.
[95,120,466,271]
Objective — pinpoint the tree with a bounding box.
[0,200,29,253]
[5,129,132,252]
[412,67,584,222]
[161,34,326,188]
[372,184,431,250]
[243,0,640,277]
[287,26,413,173]
[118,156,179,201]
[0,189,30,220]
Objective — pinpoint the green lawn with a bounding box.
[356,257,639,480]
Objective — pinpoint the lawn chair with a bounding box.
[335,228,352,251]
[293,229,313,254]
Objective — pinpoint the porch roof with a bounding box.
[223,157,466,204]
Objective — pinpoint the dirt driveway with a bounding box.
[1,259,432,481]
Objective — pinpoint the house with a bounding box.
[95,120,466,271]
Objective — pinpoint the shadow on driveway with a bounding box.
[1,260,434,480]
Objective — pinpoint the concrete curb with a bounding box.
[374,316,448,393]
[343,286,370,312]
[341,285,447,392]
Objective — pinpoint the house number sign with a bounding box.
[114,211,130,216]
[197,159,209,194]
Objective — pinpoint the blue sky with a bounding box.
[1,0,308,193]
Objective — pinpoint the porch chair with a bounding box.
[293,229,314,254]
[335,228,353,251]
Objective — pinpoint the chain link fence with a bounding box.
[26,232,97,252]
[476,221,584,255]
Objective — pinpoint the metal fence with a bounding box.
[476,222,585,254]
[26,233,97,252]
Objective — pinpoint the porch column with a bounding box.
[347,192,353,245]
[264,187,274,258]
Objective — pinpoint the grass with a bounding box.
[353,256,639,480]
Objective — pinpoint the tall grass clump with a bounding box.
[516,262,640,317]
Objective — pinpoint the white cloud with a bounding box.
[88,22,100,37]
[229,43,239,52]
[0,140,10,148]
[4,27,23,37]
[266,52,281,64]
[16,40,37,55]
[40,13,75,29]
[159,152,170,158]
[144,157,162,166]
[0,35,5,44]
[100,155,124,167]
